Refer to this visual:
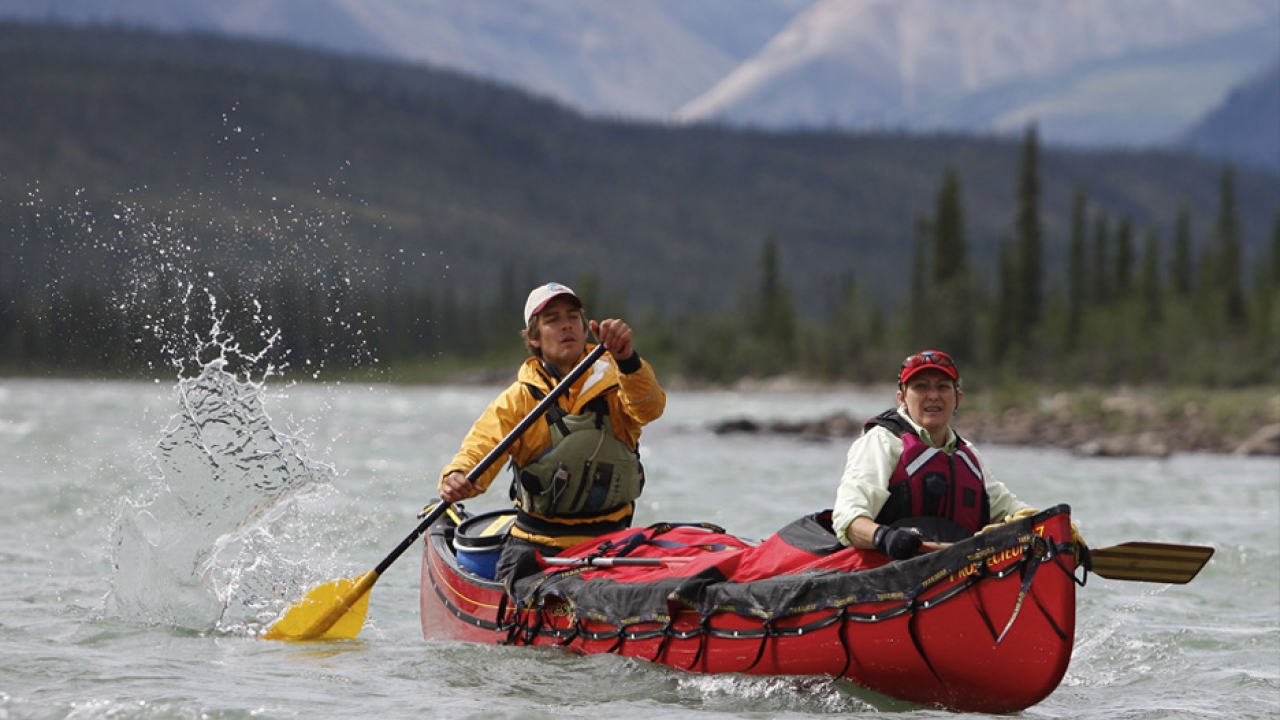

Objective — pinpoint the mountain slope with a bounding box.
[0,0,817,119]
[2,22,1277,319]
[1182,61,1280,173]
[3,0,1275,151]
[872,22,1280,149]
[674,0,1279,146]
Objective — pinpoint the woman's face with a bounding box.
[530,296,586,373]
[896,368,962,440]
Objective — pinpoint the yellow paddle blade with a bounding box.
[263,569,379,641]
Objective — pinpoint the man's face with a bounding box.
[896,368,962,440]
[531,296,586,371]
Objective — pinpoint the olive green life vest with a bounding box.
[512,384,645,518]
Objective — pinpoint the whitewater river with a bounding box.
[2,373,1276,719]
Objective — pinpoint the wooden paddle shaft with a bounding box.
[377,343,609,576]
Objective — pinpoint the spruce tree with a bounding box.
[1065,186,1087,350]
[1090,211,1111,305]
[933,168,967,285]
[753,234,797,375]
[1114,215,1134,300]
[824,271,861,379]
[990,238,1017,365]
[1252,208,1280,363]
[1216,165,1246,325]
[1272,209,1280,287]
[1170,201,1193,297]
[907,215,932,347]
[930,167,973,358]
[1013,125,1043,337]
[1138,227,1162,326]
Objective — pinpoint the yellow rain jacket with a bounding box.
[440,346,666,547]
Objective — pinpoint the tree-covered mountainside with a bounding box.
[1,21,1277,386]
[4,21,1277,307]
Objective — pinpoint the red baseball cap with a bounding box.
[898,350,959,385]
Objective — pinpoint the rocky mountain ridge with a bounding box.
[3,0,1276,163]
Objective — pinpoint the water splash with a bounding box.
[63,107,398,635]
[12,104,389,380]
[105,318,340,636]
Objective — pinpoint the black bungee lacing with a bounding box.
[499,534,1081,675]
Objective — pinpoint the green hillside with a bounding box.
[1,21,1277,386]
[4,22,1277,302]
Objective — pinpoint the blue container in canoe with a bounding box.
[454,510,516,579]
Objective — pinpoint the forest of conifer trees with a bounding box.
[586,130,1277,391]
[0,128,1277,388]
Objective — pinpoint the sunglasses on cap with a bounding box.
[898,350,959,384]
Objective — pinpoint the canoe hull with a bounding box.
[421,508,1078,714]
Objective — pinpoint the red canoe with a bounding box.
[420,504,1080,714]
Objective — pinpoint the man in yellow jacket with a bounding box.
[438,282,666,583]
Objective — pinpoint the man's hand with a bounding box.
[438,470,478,503]
[589,318,634,360]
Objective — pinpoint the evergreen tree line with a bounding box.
[710,128,1279,388]
[1,128,1277,387]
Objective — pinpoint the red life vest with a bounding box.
[865,410,991,533]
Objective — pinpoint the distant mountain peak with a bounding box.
[676,0,1280,141]
[1,0,1276,152]
[1181,59,1280,173]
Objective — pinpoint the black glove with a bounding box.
[873,525,923,560]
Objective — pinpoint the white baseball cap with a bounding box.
[523,282,582,325]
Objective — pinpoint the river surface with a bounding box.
[2,374,1277,719]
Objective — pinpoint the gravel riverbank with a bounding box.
[708,383,1280,457]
